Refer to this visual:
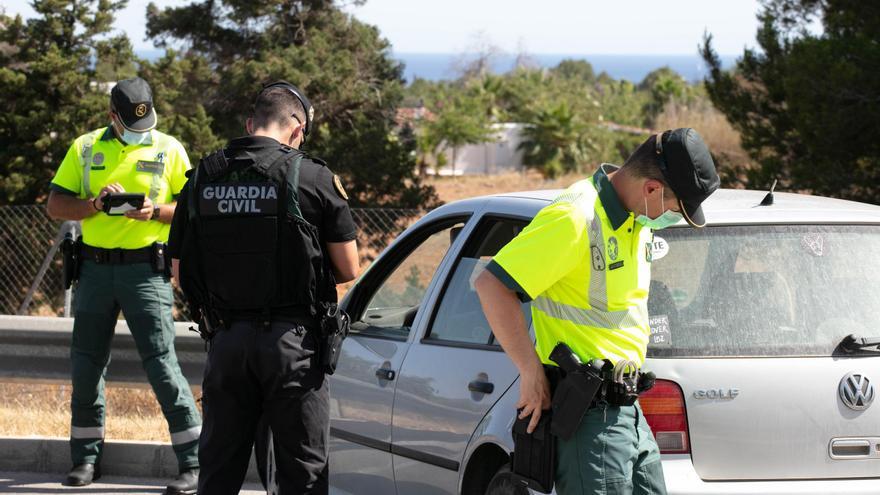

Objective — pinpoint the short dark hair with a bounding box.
[251,86,307,130]
[621,134,667,184]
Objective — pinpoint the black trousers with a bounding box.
[198,320,329,494]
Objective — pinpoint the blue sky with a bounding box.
[3,0,763,54]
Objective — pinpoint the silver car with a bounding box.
[328,189,880,495]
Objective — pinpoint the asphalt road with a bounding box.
[0,472,265,494]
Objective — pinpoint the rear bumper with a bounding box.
[662,455,880,495]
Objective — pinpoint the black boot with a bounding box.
[64,463,100,486]
[165,468,198,495]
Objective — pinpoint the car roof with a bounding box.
[429,188,880,226]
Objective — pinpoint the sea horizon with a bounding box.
[133,49,738,85]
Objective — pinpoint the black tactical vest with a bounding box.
[180,147,333,317]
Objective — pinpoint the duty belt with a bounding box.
[81,244,153,265]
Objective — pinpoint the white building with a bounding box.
[429,123,527,176]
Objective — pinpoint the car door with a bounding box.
[391,216,532,495]
[330,215,470,495]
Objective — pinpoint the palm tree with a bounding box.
[518,102,594,178]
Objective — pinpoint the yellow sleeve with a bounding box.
[167,139,192,197]
[492,201,589,299]
[50,139,84,196]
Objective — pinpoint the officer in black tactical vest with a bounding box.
[167,81,360,494]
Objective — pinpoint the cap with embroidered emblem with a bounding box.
[110,77,157,132]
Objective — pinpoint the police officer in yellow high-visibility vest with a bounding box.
[46,77,201,494]
[476,129,719,495]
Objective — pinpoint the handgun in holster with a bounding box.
[61,232,82,290]
[319,303,350,375]
[548,342,605,440]
[188,306,222,349]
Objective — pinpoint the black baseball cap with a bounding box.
[110,77,156,132]
[654,128,720,228]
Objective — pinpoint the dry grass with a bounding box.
[425,170,587,204]
[654,98,753,187]
[0,382,200,442]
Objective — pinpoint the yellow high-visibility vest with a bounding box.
[488,164,653,366]
[50,127,191,249]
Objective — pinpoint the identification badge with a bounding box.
[136,160,165,174]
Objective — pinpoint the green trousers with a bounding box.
[69,260,201,471]
[556,401,667,495]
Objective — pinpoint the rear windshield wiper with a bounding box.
[840,334,880,353]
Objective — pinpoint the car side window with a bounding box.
[426,217,532,346]
[358,221,465,339]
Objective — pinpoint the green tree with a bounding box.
[518,102,594,178]
[145,0,436,208]
[551,59,596,84]
[639,67,688,127]
[594,79,647,127]
[426,90,495,176]
[0,0,133,205]
[701,0,880,203]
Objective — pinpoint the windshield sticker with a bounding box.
[649,315,671,346]
[802,233,825,257]
[652,237,670,261]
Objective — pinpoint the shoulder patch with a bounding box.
[333,174,349,201]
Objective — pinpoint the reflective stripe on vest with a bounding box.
[148,150,165,202]
[80,137,95,198]
[533,210,647,331]
[530,184,650,365]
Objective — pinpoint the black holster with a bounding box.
[188,306,223,348]
[61,234,82,290]
[511,408,555,494]
[548,342,605,440]
[319,303,349,375]
[150,242,170,277]
[550,368,604,440]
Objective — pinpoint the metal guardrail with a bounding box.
[0,315,206,385]
[0,205,420,317]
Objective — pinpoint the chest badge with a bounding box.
[591,245,606,271]
[607,236,619,261]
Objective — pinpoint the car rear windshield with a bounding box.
[647,225,880,358]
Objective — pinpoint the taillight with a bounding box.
[639,379,690,454]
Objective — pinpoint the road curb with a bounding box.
[0,436,260,483]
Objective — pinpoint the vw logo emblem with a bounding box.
[839,373,875,411]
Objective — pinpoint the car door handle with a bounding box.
[468,380,494,394]
[376,368,396,381]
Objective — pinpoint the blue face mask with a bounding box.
[635,187,683,230]
[121,128,150,146]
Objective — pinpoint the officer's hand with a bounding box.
[94,183,125,211]
[517,365,552,434]
[125,195,154,221]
